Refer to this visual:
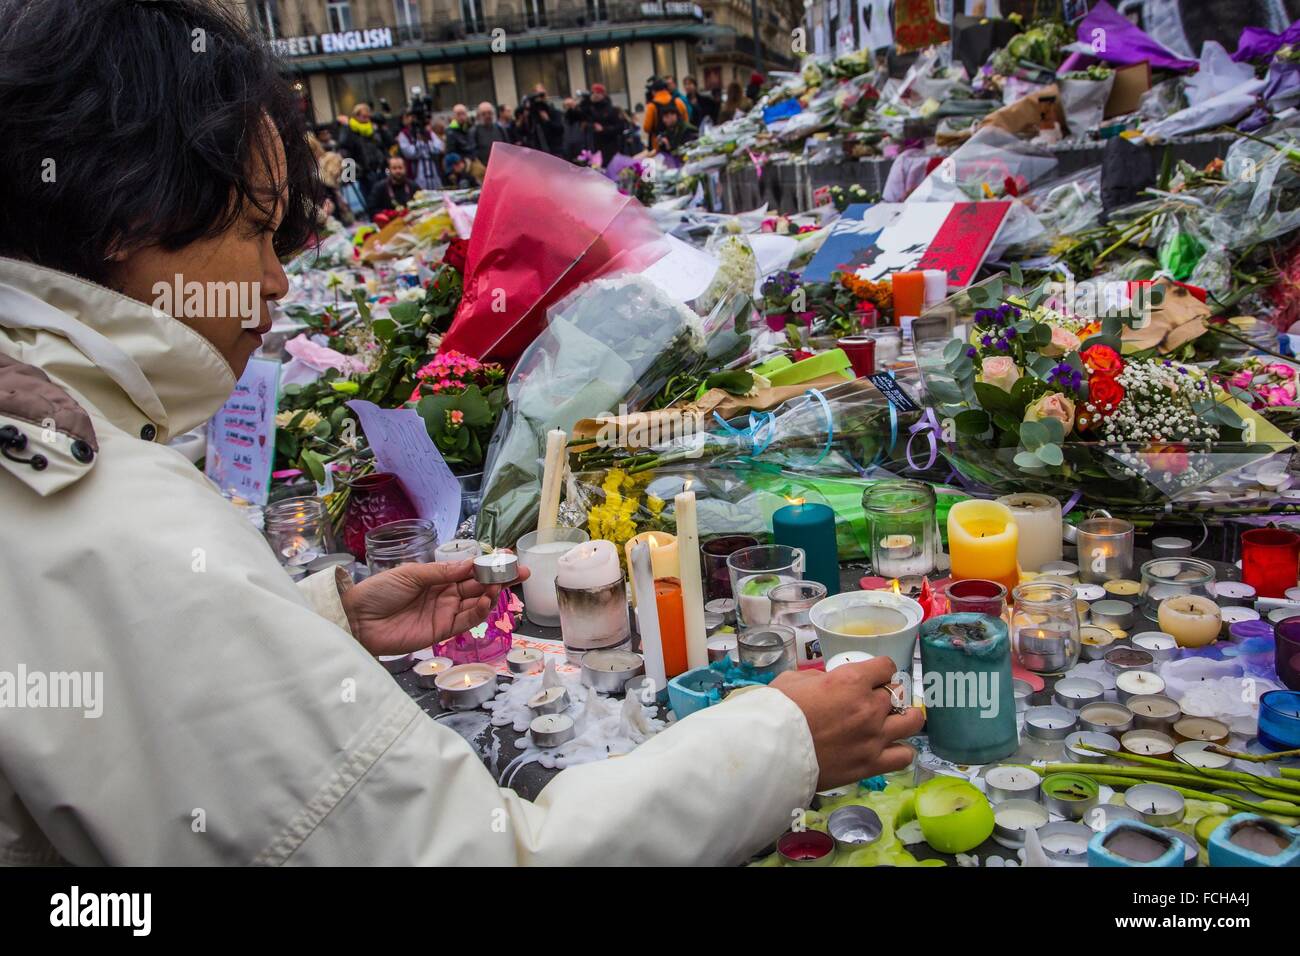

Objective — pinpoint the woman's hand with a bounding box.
[772,658,925,791]
[340,559,530,657]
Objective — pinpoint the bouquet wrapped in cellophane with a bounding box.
[565,378,924,561]
[915,273,1295,513]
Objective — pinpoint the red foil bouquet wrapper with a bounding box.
[439,144,667,365]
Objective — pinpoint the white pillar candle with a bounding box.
[629,542,667,692]
[674,490,709,670]
[555,539,622,589]
[997,493,1063,573]
[536,428,567,532]
[922,269,948,307]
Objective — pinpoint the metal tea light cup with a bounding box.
[827,805,884,849]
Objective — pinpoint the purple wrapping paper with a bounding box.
[1241,61,1300,131]
[1233,21,1300,63]
[1072,1,1197,72]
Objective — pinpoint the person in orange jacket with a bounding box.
[642,78,687,137]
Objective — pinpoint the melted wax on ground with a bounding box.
[486,659,666,786]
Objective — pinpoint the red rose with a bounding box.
[1081,344,1123,377]
[1146,443,1190,476]
[1087,374,1125,416]
[442,236,468,273]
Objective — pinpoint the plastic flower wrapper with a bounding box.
[1201,116,1300,250]
[1057,68,1114,137]
[439,144,669,366]
[695,233,757,315]
[475,274,748,547]
[915,273,1294,512]
[909,126,1059,204]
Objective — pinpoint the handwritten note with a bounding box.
[205,357,279,505]
[347,400,462,544]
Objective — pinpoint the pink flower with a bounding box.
[1041,326,1082,358]
[1024,392,1076,436]
[980,355,1021,392]
[449,409,464,425]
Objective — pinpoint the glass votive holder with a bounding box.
[555,577,632,663]
[1138,557,1216,622]
[1276,619,1300,691]
[364,518,437,575]
[864,326,902,366]
[769,580,828,664]
[517,527,589,627]
[727,544,806,629]
[942,578,1008,618]
[701,534,761,602]
[1075,514,1135,584]
[1241,527,1300,599]
[862,480,938,579]
[737,624,797,676]
[264,496,333,567]
[1011,579,1081,675]
[1258,690,1300,751]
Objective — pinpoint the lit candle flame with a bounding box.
[785,495,805,505]
[890,579,901,595]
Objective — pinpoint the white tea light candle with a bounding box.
[1121,728,1176,758]
[1125,784,1185,827]
[1115,670,1166,703]
[505,647,544,675]
[434,663,497,710]
[1053,677,1104,710]
[434,539,482,563]
[1126,694,1182,732]
[412,656,454,688]
[1131,631,1178,662]
[984,765,1043,804]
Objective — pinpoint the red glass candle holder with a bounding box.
[943,578,1009,617]
[1277,619,1300,691]
[701,534,760,601]
[837,336,877,379]
[1241,528,1300,599]
[343,472,419,561]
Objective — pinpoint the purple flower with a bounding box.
[981,334,993,347]
[1005,327,1017,339]
[966,347,977,358]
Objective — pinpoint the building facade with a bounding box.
[243,0,797,124]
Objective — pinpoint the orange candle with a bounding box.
[892,271,925,321]
[655,578,689,678]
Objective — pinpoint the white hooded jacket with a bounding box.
[0,257,819,865]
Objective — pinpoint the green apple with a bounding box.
[1195,814,1229,847]
[915,776,995,854]
[740,574,782,597]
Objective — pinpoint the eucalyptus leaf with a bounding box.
[1036,443,1064,466]
[1020,419,1049,451]
[1014,451,1044,470]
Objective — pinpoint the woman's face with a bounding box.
[104,128,290,377]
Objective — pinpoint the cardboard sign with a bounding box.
[1104,61,1152,119]
[204,357,279,505]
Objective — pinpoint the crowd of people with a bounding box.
[309,71,764,224]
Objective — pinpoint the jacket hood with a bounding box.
[0,257,237,445]
[652,90,674,106]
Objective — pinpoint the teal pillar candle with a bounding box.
[773,501,840,596]
[918,613,1017,765]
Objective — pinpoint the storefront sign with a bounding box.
[639,2,704,19]
[270,27,394,58]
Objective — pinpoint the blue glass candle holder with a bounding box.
[1258,690,1300,752]
[773,500,840,596]
[1088,821,1185,868]
[918,613,1017,765]
[1207,813,1300,867]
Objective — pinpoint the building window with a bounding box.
[424,63,459,112]
[329,68,404,119]
[253,0,279,38]
[326,0,352,32]
[461,58,496,108]
[583,45,627,108]
[461,0,485,34]
[652,41,674,81]
[514,51,569,100]
[586,0,609,23]
[394,0,421,42]
[523,0,547,29]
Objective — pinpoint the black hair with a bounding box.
[0,0,319,283]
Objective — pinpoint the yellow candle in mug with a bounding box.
[947,499,1019,594]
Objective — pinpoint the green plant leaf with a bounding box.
[943,338,965,362]
[954,409,991,435]
[1014,450,1044,470]
[1020,419,1049,450]
[1010,263,1024,287]
[974,381,1018,414]
[1036,442,1064,466]
[300,449,327,484]
[371,318,397,342]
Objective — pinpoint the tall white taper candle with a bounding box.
[536,428,567,532]
[630,542,667,691]
[674,490,708,669]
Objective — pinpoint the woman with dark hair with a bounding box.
[0,0,922,866]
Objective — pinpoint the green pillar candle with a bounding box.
[773,500,840,596]
[919,613,1017,765]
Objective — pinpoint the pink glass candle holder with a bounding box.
[1241,528,1300,599]
[343,472,419,561]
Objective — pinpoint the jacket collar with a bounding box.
[0,257,236,443]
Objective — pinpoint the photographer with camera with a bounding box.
[580,83,626,166]
[397,106,441,191]
[516,84,562,155]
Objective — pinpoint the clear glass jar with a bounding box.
[365,518,437,575]
[737,624,797,676]
[1011,580,1081,676]
[862,480,938,579]
[864,327,902,366]
[264,497,333,567]
[769,580,828,664]
[1139,557,1216,622]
